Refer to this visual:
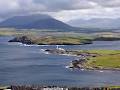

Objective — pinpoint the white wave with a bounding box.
[17,42,23,45]
[39,45,51,46]
[65,66,70,69]
[43,52,50,54]
[8,42,23,46]
[61,54,77,57]
[57,45,65,46]
[39,49,50,54]
[40,49,46,52]
[18,43,40,47]
[24,44,40,47]
[99,70,104,72]
[11,43,66,47]
[81,69,85,71]
[39,45,65,47]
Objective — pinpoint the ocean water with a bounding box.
[0,36,120,87]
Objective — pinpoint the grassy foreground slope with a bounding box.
[85,50,120,69]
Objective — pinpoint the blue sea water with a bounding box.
[0,36,120,87]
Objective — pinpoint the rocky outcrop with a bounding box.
[68,53,101,69]
[45,49,99,56]
[45,49,66,55]
[44,49,101,69]
[68,59,87,69]
[9,36,34,44]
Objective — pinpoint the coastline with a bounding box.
[44,49,120,71]
[7,35,120,71]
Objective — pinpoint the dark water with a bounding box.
[0,36,120,87]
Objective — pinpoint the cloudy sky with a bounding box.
[0,0,120,22]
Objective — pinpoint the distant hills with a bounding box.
[0,14,119,33]
[0,14,73,30]
[68,18,120,29]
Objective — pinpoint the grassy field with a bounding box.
[0,30,37,36]
[85,50,120,69]
[0,30,18,36]
[36,36,92,45]
[9,35,93,45]
[1,28,120,41]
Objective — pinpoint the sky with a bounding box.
[0,0,120,22]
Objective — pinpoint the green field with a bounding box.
[0,30,38,36]
[9,35,93,45]
[85,50,120,69]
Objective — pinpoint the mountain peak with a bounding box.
[0,14,73,30]
[11,14,52,20]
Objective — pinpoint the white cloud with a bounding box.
[52,7,120,22]
[91,0,120,7]
[0,0,120,21]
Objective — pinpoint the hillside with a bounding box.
[68,18,120,29]
[0,14,73,30]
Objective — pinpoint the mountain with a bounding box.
[0,14,73,30]
[68,18,120,29]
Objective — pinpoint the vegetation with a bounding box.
[94,37,120,41]
[9,35,93,45]
[0,30,18,36]
[93,32,120,41]
[85,50,120,69]
[0,29,37,36]
[62,50,120,70]
[1,28,120,42]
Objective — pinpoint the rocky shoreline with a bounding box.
[44,49,120,71]
[44,49,97,69]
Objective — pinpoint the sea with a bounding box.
[0,36,120,87]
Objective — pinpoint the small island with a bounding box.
[8,35,93,45]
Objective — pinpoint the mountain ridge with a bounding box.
[0,14,73,30]
[68,18,120,29]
